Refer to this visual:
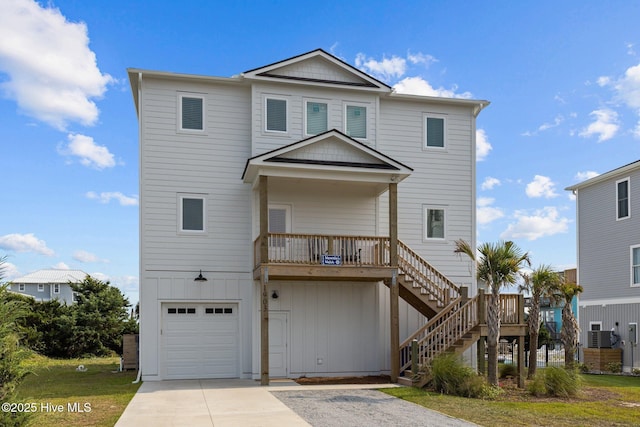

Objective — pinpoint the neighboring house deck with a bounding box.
[566,160,640,372]
[10,269,87,305]
[129,48,525,385]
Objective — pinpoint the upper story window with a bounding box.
[266,97,287,132]
[18,283,25,292]
[306,101,328,135]
[38,284,44,292]
[345,105,367,139]
[617,178,630,220]
[179,93,205,131]
[424,206,446,240]
[53,284,60,294]
[425,114,446,148]
[632,245,640,287]
[179,194,206,233]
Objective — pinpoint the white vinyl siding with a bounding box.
[617,178,630,220]
[306,101,328,135]
[632,245,640,286]
[345,105,367,139]
[424,206,446,240]
[266,97,287,132]
[424,114,446,148]
[178,93,204,131]
[179,194,206,232]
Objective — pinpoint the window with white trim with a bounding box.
[306,101,328,135]
[265,97,287,132]
[179,194,206,232]
[632,245,640,287]
[617,177,630,220]
[38,284,44,292]
[53,284,60,294]
[424,206,446,239]
[424,114,446,148]
[178,93,205,131]
[18,284,25,292]
[345,105,367,138]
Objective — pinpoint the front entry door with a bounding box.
[269,311,289,378]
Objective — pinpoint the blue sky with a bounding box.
[1,0,640,304]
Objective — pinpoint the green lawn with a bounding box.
[14,355,140,427]
[382,374,640,426]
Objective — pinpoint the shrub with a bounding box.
[499,363,518,379]
[430,353,490,398]
[632,368,640,376]
[530,366,581,397]
[605,362,622,373]
[526,373,547,397]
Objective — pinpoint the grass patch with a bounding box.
[14,355,140,427]
[382,373,640,426]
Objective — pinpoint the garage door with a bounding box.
[162,303,238,379]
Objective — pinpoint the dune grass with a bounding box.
[382,374,640,426]
[14,355,140,427]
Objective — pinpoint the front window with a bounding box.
[306,101,328,135]
[632,245,640,286]
[425,207,445,239]
[266,98,287,132]
[53,284,60,294]
[19,283,25,292]
[345,105,366,138]
[425,115,446,148]
[179,195,205,232]
[617,178,630,220]
[38,284,44,292]
[179,94,204,131]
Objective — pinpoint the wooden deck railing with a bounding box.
[396,241,461,307]
[254,233,390,267]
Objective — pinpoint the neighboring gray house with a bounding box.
[566,160,640,371]
[128,49,490,383]
[10,269,87,305]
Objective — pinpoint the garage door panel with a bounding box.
[163,303,238,379]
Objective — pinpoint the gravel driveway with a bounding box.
[271,389,478,427]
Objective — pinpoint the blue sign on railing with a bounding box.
[321,255,342,265]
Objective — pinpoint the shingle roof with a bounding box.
[12,269,88,284]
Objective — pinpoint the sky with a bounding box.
[1,0,640,304]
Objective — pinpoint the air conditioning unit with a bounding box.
[587,330,612,348]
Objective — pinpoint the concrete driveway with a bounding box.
[115,379,476,427]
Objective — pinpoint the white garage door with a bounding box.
[162,303,239,379]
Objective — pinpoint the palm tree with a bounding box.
[558,280,583,369]
[455,240,530,386]
[520,265,561,378]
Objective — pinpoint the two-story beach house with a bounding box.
[10,269,86,305]
[566,160,640,371]
[128,49,510,384]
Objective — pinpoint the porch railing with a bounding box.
[254,233,390,268]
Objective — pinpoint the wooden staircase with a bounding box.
[385,240,482,387]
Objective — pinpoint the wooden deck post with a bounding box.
[259,176,269,386]
[389,182,399,382]
[477,288,486,375]
[517,294,525,388]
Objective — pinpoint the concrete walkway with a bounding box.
[115,379,475,427]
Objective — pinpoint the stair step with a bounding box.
[397,376,415,387]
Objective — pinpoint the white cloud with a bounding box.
[0,0,113,130]
[86,191,138,206]
[526,175,559,199]
[481,177,501,190]
[73,250,108,263]
[476,129,492,161]
[579,108,620,142]
[407,52,437,66]
[355,53,406,82]
[477,197,504,225]
[393,76,473,99]
[574,171,600,182]
[52,262,70,270]
[0,233,54,256]
[0,262,20,281]
[612,63,640,111]
[59,133,116,169]
[501,207,570,241]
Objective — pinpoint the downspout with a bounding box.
[133,71,143,384]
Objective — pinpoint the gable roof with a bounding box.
[243,49,391,92]
[565,159,640,191]
[242,129,412,185]
[12,269,88,284]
